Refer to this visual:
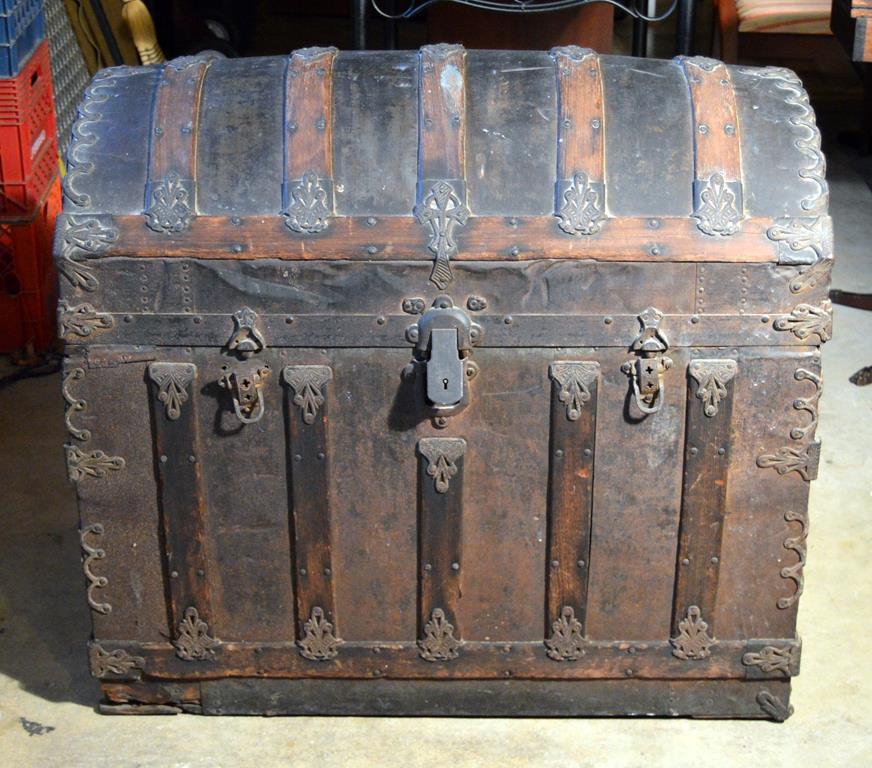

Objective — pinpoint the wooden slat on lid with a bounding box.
[144,57,213,234]
[415,44,469,290]
[679,57,745,236]
[283,47,338,234]
[551,47,606,236]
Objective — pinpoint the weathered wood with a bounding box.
[672,360,738,636]
[90,213,782,261]
[146,362,212,637]
[545,362,599,641]
[418,45,466,186]
[553,47,604,183]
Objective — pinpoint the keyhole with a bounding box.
[442,378,449,390]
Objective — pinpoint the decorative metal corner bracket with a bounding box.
[80,523,111,615]
[791,367,821,441]
[777,509,808,609]
[671,605,716,660]
[556,172,605,236]
[767,217,832,266]
[550,45,596,62]
[174,607,219,661]
[773,300,832,343]
[67,446,125,482]
[742,645,797,677]
[689,359,738,417]
[756,690,794,722]
[144,171,194,234]
[59,215,119,292]
[418,608,461,662]
[58,300,114,340]
[90,644,145,679]
[545,606,585,661]
[693,173,742,236]
[418,437,466,493]
[414,181,469,290]
[283,365,332,424]
[63,367,90,441]
[298,606,342,661]
[283,171,332,234]
[226,306,266,357]
[549,361,599,421]
[148,362,196,420]
[757,442,820,482]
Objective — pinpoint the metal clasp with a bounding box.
[404,296,481,424]
[622,306,672,415]
[227,306,266,359]
[219,363,271,424]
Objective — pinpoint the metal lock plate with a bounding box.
[219,363,271,424]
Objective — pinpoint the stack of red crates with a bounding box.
[0,32,61,355]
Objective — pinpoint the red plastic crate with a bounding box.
[0,173,60,353]
[0,135,56,215]
[0,39,57,201]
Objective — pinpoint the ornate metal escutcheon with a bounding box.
[227,306,267,358]
[405,296,482,426]
[219,364,271,424]
[622,306,673,415]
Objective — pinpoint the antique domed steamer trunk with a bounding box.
[57,47,830,718]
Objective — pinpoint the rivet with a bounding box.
[181,124,192,135]
[649,246,661,257]
[451,562,460,571]
[591,118,601,130]
[691,315,700,324]
[366,245,378,255]
[287,121,297,133]
[503,645,512,653]
[510,246,520,257]
[711,556,720,564]
[625,668,634,677]
[300,568,307,576]
[761,315,770,323]
[231,216,241,226]
[724,123,735,135]
[647,218,661,230]
[554,449,564,458]
[154,126,163,136]
[188,455,196,463]
[324,567,332,576]
[563,118,571,127]
[373,646,381,654]
[508,217,519,227]
[604,316,613,325]
[197,568,205,577]
[424,563,432,571]
[232,244,243,254]
[503,670,512,677]
[577,560,586,568]
[628,646,636,655]
[123,314,133,323]
[503,315,513,325]
[424,117,433,129]
[316,117,326,131]
[317,452,325,460]
[366,216,377,227]
[451,114,461,126]
[682,558,690,566]
[376,315,386,325]
[551,559,560,568]
[160,455,168,463]
[171,570,179,578]
[718,447,726,456]
[690,447,698,456]
[294,454,302,462]
[698,124,709,134]
[286,316,294,324]
[583,448,592,457]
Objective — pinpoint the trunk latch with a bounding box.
[404,296,482,425]
[622,306,672,415]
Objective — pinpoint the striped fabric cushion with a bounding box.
[736,0,832,34]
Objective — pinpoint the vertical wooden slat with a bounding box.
[144,58,212,232]
[551,47,606,235]
[416,44,469,289]
[417,437,466,661]
[146,363,213,642]
[282,365,340,660]
[544,362,599,661]
[672,359,738,637]
[282,47,338,233]
[679,57,744,235]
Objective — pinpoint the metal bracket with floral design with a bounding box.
[418,437,466,494]
[148,362,196,421]
[144,171,194,234]
[693,173,742,236]
[57,300,114,340]
[283,171,333,234]
[414,180,469,290]
[174,606,219,661]
[226,306,266,358]
[80,523,111,614]
[67,445,125,482]
[89,644,145,679]
[773,300,832,343]
[418,608,461,662]
[671,605,716,660]
[56,215,119,292]
[545,606,585,661]
[298,606,342,661]
[282,365,332,424]
[556,172,605,236]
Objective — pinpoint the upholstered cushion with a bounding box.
[736,0,832,34]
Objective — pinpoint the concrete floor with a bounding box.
[2,92,872,768]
